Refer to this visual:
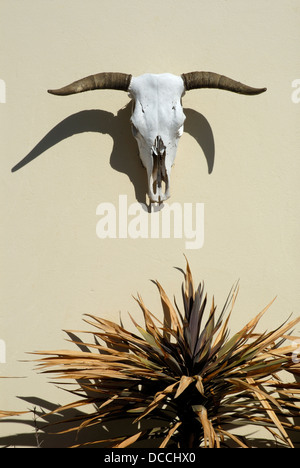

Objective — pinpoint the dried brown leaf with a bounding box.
[174,375,194,398]
[159,421,182,448]
[114,431,143,448]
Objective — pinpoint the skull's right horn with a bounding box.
[48,72,132,95]
[181,71,266,95]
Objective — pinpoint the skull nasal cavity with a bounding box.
[152,135,166,156]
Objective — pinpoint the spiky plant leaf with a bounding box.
[0,377,29,419]
[33,260,300,448]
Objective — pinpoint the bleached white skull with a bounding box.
[128,73,186,202]
[48,71,266,203]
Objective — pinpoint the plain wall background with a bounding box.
[0,0,299,446]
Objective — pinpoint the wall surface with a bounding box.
[0,0,299,447]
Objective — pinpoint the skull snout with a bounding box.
[152,135,166,157]
[149,136,170,203]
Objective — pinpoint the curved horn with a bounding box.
[48,72,132,96]
[181,71,266,95]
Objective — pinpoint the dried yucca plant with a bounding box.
[34,261,300,448]
[0,378,28,420]
[0,410,26,419]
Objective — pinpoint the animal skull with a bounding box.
[128,73,186,202]
[48,71,266,203]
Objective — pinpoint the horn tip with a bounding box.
[47,89,62,96]
[241,86,267,95]
[48,87,71,96]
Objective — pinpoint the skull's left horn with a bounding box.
[48,72,132,95]
[181,71,266,95]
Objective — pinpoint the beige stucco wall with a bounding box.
[0,0,299,446]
